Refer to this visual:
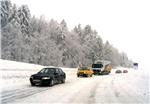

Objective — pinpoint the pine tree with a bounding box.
[1,0,13,28]
[16,5,31,62]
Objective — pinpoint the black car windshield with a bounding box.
[92,64,103,68]
[38,68,55,74]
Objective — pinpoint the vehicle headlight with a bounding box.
[42,77,50,79]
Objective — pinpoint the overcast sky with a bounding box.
[11,0,150,69]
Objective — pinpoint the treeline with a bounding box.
[1,0,133,68]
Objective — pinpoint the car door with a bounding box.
[49,68,58,83]
[54,68,61,83]
[59,68,65,79]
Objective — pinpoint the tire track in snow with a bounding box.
[1,86,49,104]
[63,76,100,104]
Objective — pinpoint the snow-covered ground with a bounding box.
[0,59,150,104]
[0,59,43,90]
[0,59,76,90]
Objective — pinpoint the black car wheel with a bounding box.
[57,79,61,84]
[30,81,35,86]
[61,78,65,83]
[49,79,54,86]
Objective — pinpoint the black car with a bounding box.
[30,67,66,86]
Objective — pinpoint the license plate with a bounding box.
[33,80,40,82]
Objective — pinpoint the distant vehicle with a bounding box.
[123,70,128,73]
[92,60,112,75]
[115,70,122,74]
[77,66,93,77]
[133,63,138,69]
[30,67,66,86]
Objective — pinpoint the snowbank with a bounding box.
[0,59,77,90]
[0,59,44,70]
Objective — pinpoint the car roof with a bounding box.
[42,66,61,69]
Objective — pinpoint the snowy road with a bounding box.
[1,69,149,104]
[1,85,49,103]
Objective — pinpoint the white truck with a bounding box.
[92,60,112,75]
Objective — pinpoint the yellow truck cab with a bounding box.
[77,66,93,77]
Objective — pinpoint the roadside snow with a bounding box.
[0,59,77,90]
[0,59,43,70]
[95,69,150,104]
[0,59,149,104]
[0,59,42,90]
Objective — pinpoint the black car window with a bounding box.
[44,69,48,73]
[55,68,59,73]
[48,68,56,73]
[38,68,56,74]
[58,68,63,73]
[57,68,61,73]
[38,68,49,74]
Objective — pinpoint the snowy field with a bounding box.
[0,59,76,90]
[0,59,150,104]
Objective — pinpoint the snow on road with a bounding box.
[0,59,150,104]
[95,72,149,104]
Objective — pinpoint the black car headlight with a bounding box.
[42,77,50,80]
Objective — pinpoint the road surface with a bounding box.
[1,69,149,104]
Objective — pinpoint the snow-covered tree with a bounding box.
[1,0,13,28]
[1,0,133,68]
[17,5,31,35]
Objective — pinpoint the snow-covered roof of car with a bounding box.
[42,66,61,69]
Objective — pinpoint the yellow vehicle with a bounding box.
[77,66,93,77]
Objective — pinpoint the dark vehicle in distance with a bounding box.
[30,67,66,86]
[115,70,122,74]
[123,70,128,73]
